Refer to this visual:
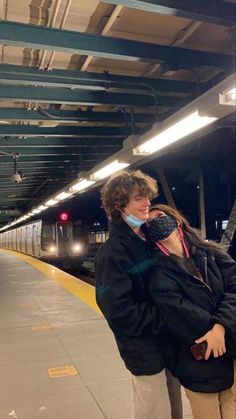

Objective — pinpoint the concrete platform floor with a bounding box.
[0,250,193,419]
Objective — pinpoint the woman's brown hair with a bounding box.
[101,169,158,222]
[149,204,225,256]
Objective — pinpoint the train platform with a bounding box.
[0,249,193,419]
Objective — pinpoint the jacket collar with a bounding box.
[108,219,145,242]
[154,242,208,273]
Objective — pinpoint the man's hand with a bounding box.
[195,324,226,360]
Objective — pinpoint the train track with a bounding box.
[52,257,96,286]
[73,257,95,286]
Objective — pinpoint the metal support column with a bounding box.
[155,169,176,208]
[198,170,206,238]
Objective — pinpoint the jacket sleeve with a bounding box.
[210,253,236,337]
[149,271,212,345]
[95,243,160,337]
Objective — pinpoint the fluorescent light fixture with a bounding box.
[229,88,236,101]
[45,198,58,206]
[219,86,236,106]
[38,205,47,211]
[54,191,73,201]
[70,179,95,193]
[134,110,218,156]
[90,160,130,181]
[32,209,42,214]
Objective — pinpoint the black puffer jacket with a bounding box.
[95,220,168,376]
[149,246,236,392]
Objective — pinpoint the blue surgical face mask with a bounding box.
[123,211,146,228]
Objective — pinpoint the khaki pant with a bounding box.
[185,386,235,419]
[185,363,236,419]
[132,369,182,419]
[234,363,236,409]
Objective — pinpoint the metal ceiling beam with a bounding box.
[0,107,155,124]
[0,64,197,94]
[0,178,75,185]
[0,85,188,108]
[0,197,40,205]
[0,155,113,163]
[0,183,50,189]
[0,173,78,179]
[0,124,126,137]
[0,21,233,69]
[0,138,123,146]
[0,167,90,174]
[0,177,76,184]
[0,197,41,201]
[0,161,92,167]
[0,147,121,155]
[102,0,236,27]
[0,166,90,173]
[0,165,79,171]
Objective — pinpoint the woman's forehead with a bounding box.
[148,208,165,219]
[149,207,164,213]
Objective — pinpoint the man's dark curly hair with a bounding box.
[101,169,158,222]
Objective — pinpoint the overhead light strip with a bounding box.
[54,191,73,201]
[45,198,58,206]
[70,179,95,193]
[134,110,218,156]
[90,160,130,181]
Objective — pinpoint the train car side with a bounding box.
[0,219,87,270]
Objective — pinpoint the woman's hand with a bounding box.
[195,324,226,360]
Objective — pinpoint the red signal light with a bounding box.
[59,212,69,222]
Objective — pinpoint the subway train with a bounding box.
[0,214,89,270]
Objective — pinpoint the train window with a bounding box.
[96,232,103,243]
[42,224,56,241]
[88,232,95,244]
[88,230,108,244]
[41,224,56,251]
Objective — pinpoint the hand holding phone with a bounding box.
[194,324,226,360]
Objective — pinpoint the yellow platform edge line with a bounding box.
[1,249,101,314]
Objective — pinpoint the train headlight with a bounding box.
[49,245,56,253]
[72,243,83,253]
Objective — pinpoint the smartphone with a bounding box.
[190,342,207,361]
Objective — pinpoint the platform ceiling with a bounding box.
[0,0,235,223]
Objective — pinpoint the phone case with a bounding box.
[190,342,207,361]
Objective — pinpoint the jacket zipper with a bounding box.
[204,257,208,283]
[193,257,213,293]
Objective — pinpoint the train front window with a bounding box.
[57,223,73,241]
